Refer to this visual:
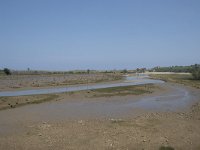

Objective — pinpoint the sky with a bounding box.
[0,0,200,71]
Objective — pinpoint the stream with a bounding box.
[0,75,164,97]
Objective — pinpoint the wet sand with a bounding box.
[0,82,200,149]
[0,83,196,123]
[0,76,163,97]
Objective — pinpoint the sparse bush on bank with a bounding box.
[192,69,200,80]
[121,69,128,74]
[150,74,200,89]
[150,64,200,74]
[192,64,200,80]
[3,68,11,75]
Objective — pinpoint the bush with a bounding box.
[192,64,200,80]
[122,69,128,74]
[192,70,200,80]
[3,68,11,75]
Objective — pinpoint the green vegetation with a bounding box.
[0,85,155,110]
[91,84,155,97]
[159,146,174,150]
[150,64,200,73]
[150,64,200,80]
[121,69,128,74]
[4,69,126,75]
[3,68,11,75]
[0,70,4,75]
[87,69,90,74]
[0,94,58,110]
[136,68,146,73]
[29,94,58,104]
[191,64,200,80]
[150,74,200,89]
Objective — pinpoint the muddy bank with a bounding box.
[0,73,123,91]
[0,84,156,110]
[0,101,200,150]
[0,76,163,97]
[0,83,197,123]
[0,82,200,149]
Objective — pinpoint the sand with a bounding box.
[0,82,200,150]
[0,73,123,91]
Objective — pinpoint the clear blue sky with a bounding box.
[0,0,200,70]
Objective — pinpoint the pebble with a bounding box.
[38,133,42,136]
[143,139,146,142]
[78,120,84,125]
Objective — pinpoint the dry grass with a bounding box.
[150,74,200,89]
[0,94,58,110]
[0,84,157,110]
[90,84,155,97]
[0,73,123,91]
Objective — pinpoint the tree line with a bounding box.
[2,64,200,80]
[150,64,200,80]
[151,65,194,73]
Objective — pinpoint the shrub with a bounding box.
[192,64,200,80]
[3,68,11,75]
[122,69,128,74]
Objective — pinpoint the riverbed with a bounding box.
[1,76,200,150]
[0,76,163,97]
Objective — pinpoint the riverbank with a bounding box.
[0,84,157,110]
[149,73,200,89]
[0,73,123,91]
[0,75,200,149]
[0,84,200,149]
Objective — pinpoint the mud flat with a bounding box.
[0,73,123,91]
[0,82,200,149]
[0,76,163,108]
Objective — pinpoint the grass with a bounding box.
[0,73,124,90]
[0,94,59,110]
[150,74,200,89]
[91,84,155,97]
[0,84,156,110]
[109,119,140,127]
[0,70,5,76]
[29,94,58,104]
[54,76,123,86]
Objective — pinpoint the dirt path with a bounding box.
[0,83,200,150]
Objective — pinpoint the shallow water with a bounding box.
[0,76,164,97]
[0,76,199,135]
[0,81,198,122]
[16,84,195,121]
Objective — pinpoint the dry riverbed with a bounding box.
[0,73,123,91]
[0,74,200,150]
[0,84,156,110]
[0,99,200,150]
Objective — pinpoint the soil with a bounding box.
[0,82,200,150]
[0,73,123,91]
[0,84,156,110]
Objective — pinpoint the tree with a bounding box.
[192,64,200,80]
[3,68,11,75]
[87,69,90,74]
[122,69,128,74]
[192,69,200,80]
